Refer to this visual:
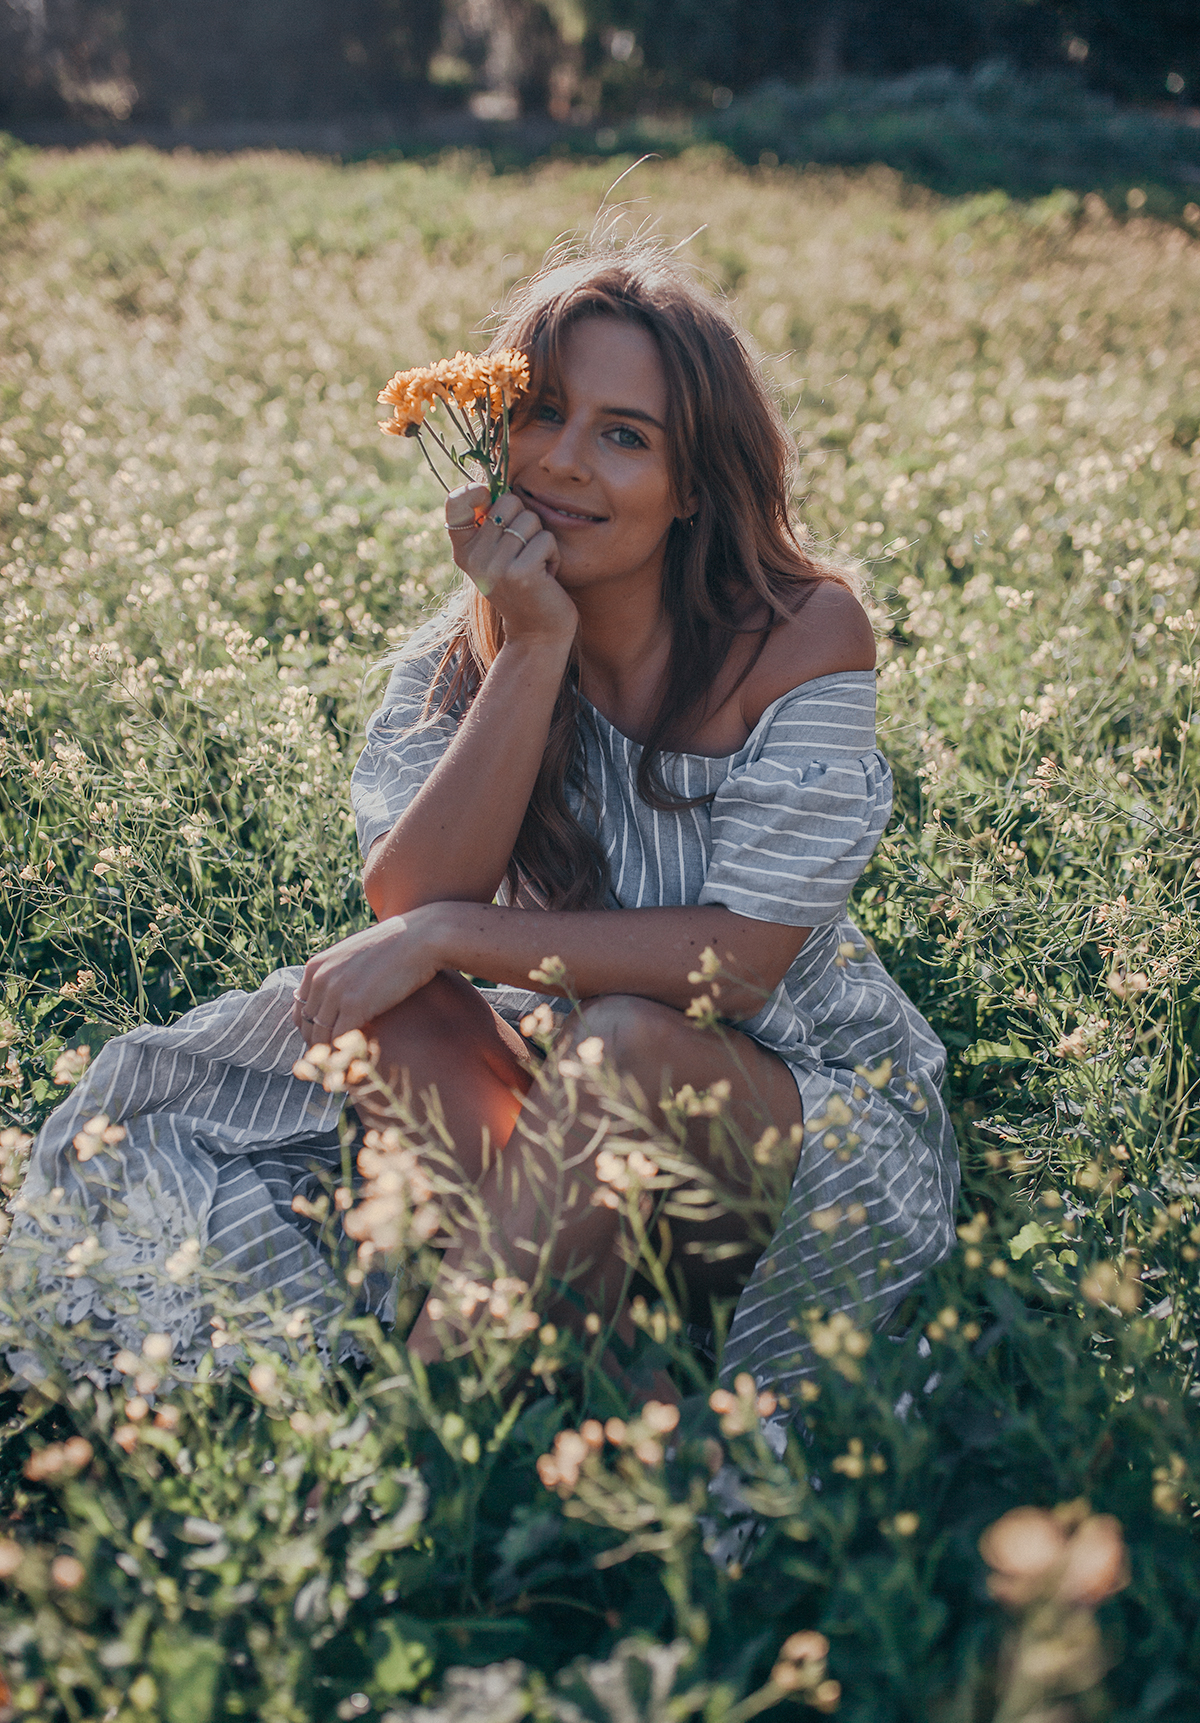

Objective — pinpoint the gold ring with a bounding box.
[446,521,477,533]
[491,512,505,527]
[502,526,530,548]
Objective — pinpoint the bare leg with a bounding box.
[401,992,804,1363]
[353,969,534,1183]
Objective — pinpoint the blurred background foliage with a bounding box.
[1,1,1199,208]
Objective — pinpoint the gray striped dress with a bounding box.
[7,627,959,1394]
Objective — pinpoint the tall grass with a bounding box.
[0,146,1197,1722]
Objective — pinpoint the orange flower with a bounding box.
[377,400,426,437]
[376,363,444,435]
[487,348,531,396]
[481,348,530,416]
[376,347,529,498]
[376,348,529,437]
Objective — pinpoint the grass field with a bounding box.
[0,144,1198,1722]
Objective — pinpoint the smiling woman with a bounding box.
[11,242,958,1400]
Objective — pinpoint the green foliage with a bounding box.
[707,64,1200,205]
[596,0,1200,112]
[0,149,1198,1720]
[0,132,28,226]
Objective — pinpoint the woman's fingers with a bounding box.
[448,485,579,647]
[445,482,490,567]
[447,487,525,575]
[481,508,543,562]
[465,493,566,600]
[469,491,524,553]
[291,916,442,1049]
[446,481,489,530]
[463,522,574,647]
[445,489,565,614]
[293,951,344,1045]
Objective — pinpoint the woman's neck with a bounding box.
[573,576,672,739]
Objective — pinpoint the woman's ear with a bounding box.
[677,491,699,524]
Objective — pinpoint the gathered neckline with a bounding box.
[578,668,878,762]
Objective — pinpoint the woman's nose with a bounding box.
[539,418,591,482]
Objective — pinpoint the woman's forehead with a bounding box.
[546,316,668,414]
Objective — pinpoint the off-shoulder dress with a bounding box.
[8,628,958,1393]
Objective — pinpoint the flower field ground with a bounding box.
[0,142,1198,1722]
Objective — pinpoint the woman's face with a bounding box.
[508,315,692,597]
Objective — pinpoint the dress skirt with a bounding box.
[6,929,956,1396]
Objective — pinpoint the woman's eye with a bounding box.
[536,403,562,423]
[610,426,645,449]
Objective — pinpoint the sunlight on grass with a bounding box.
[0,146,1197,1721]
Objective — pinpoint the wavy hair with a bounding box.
[420,243,856,911]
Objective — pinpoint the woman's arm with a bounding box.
[363,634,571,917]
[363,483,576,919]
[429,901,809,1017]
[292,900,811,1045]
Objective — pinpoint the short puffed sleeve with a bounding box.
[697,672,891,928]
[350,617,465,859]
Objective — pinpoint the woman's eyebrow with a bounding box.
[598,404,665,429]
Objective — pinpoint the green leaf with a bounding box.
[148,1627,223,1723]
[366,1617,436,1698]
[1009,1221,1050,1260]
[962,1034,1034,1066]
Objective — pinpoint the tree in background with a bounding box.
[431,0,588,122]
[587,0,1199,112]
[0,0,1197,140]
[1,0,137,125]
[0,0,442,125]
[1056,0,1198,105]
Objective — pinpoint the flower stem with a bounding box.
[416,432,451,494]
[499,398,510,501]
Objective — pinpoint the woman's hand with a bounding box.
[290,907,445,1046]
[446,482,578,648]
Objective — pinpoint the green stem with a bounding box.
[424,424,475,485]
[124,890,148,1020]
[416,431,451,494]
[723,1680,793,1723]
[438,396,475,448]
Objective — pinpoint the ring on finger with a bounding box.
[502,525,530,548]
[447,521,477,534]
[490,511,506,527]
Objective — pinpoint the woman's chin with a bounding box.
[550,560,590,591]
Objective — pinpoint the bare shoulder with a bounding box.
[740,581,876,727]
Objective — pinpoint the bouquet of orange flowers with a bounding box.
[377,349,530,503]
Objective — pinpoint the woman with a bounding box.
[9,247,958,1395]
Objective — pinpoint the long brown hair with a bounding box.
[421,243,856,911]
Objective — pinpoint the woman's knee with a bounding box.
[369,970,490,1050]
[368,971,529,1087]
[356,973,531,1144]
[572,994,687,1074]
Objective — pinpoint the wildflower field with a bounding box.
[0,142,1198,1722]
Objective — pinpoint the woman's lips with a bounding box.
[519,488,606,529]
